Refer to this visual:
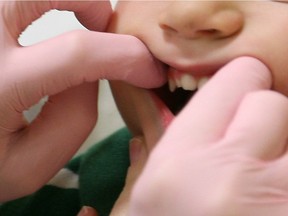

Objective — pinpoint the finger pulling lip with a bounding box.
[126,58,228,149]
[164,60,226,77]
[147,58,227,129]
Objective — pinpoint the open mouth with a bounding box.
[153,83,197,115]
[152,66,212,116]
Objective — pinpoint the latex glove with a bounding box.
[129,57,288,216]
[77,206,98,216]
[0,1,165,202]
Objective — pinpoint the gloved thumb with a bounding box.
[7,32,166,111]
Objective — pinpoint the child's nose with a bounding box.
[159,2,243,40]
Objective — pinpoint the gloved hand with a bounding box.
[129,57,288,216]
[0,1,165,202]
[77,206,99,216]
[109,137,148,216]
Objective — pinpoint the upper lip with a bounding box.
[163,60,227,78]
[150,48,237,81]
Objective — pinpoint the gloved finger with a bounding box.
[222,90,288,160]
[7,32,165,111]
[160,57,271,149]
[3,0,112,40]
[128,137,149,183]
[77,206,98,216]
[266,151,288,193]
[0,83,98,201]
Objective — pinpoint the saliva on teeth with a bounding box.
[168,72,210,92]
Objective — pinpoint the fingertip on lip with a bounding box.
[131,63,168,89]
[154,61,169,86]
[227,56,273,88]
[206,56,273,93]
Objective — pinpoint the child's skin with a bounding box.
[106,1,288,215]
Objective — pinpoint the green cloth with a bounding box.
[0,128,131,216]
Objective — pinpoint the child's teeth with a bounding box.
[180,74,197,91]
[168,73,211,92]
[168,78,177,92]
[175,77,182,88]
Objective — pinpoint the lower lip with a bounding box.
[149,91,174,129]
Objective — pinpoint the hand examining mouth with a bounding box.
[150,55,273,119]
[129,56,276,216]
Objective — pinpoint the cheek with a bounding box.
[270,58,288,96]
[254,23,288,95]
[259,36,288,96]
[236,31,288,96]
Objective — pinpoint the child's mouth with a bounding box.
[153,82,197,116]
[151,65,215,120]
[153,67,212,115]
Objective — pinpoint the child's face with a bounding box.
[109,1,288,151]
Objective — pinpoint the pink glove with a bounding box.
[77,206,98,216]
[0,1,165,202]
[129,57,288,216]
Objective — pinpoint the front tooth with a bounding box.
[197,77,210,89]
[180,74,197,91]
[175,77,182,88]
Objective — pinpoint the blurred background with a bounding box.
[21,0,124,155]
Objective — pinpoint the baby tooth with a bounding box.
[168,78,177,92]
[197,77,210,89]
[181,74,197,91]
[175,77,182,88]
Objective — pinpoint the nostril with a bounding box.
[160,22,223,39]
